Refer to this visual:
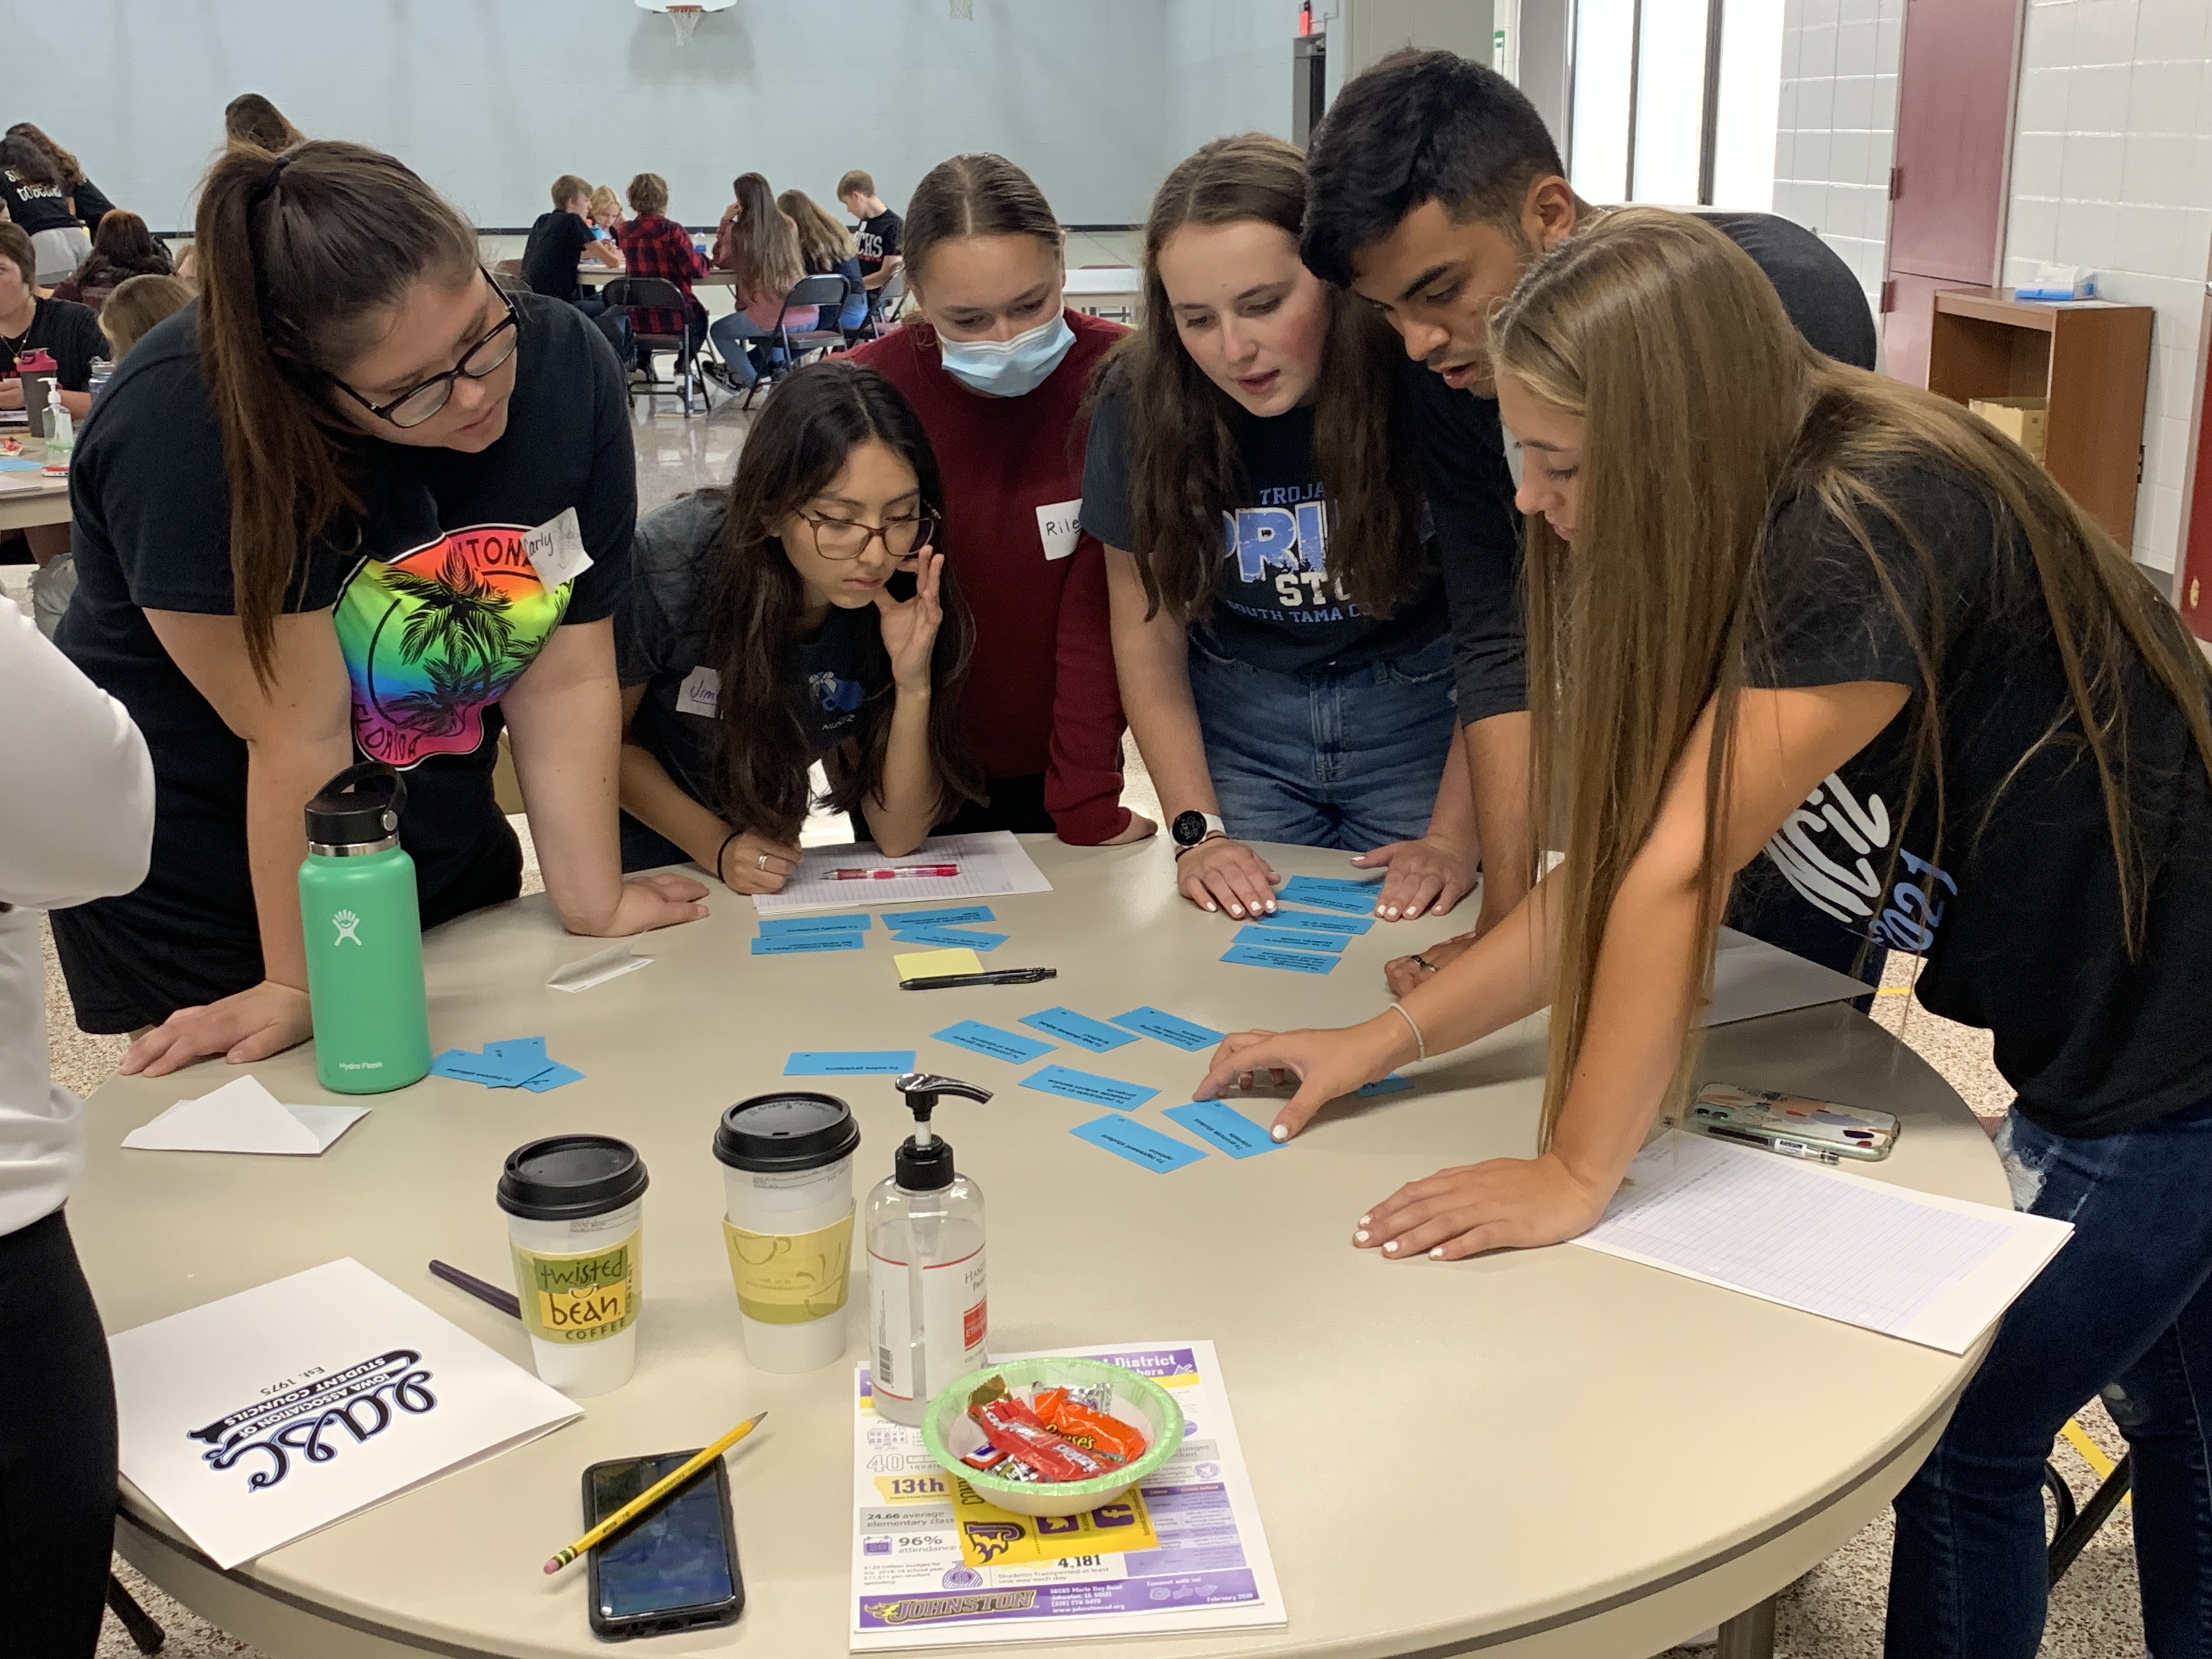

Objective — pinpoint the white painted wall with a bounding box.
[1164,0,1299,166]
[1770,0,1906,312]
[2001,0,2212,574]
[9,0,1180,231]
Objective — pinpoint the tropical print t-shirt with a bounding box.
[54,294,634,1030]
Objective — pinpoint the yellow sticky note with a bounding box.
[894,947,985,980]
[952,1481,1158,1567]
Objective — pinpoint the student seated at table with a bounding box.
[1084,133,1468,926]
[0,222,101,427]
[615,360,983,885]
[1193,208,2212,1659]
[848,154,1149,848]
[590,183,625,240]
[97,274,192,365]
[837,168,903,297]
[223,92,304,153]
[0,130,104,283]
[780,188,870,335]
[707,173,814,391]
[613,172,709,365]
[50,208,174,311]
[53,140,707,1076]
[522,172,633,367]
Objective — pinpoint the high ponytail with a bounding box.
[194,140,477,682]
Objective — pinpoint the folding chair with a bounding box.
[740,274,853,409]
[107,1570,165,1654]
[2047,1449,2133,1585]
[602,276,704,416]
[873,268,910,330]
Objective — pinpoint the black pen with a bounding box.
[899,967,1058,991]
[430,1259,522,1319]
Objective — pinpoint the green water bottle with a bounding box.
[299,763,432,1094]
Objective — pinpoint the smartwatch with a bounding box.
[1171,811,1226,858]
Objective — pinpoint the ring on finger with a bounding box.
[1410,954,1438,974]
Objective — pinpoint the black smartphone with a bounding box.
[582,1451,745,1641]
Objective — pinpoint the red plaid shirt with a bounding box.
[614,213,709,339]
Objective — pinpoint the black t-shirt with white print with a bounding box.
[617,489,887,835]
[52,294,635,1031]
[852,208,902,279]
[1081,384,1446,675]
[1745,458,2212,1137]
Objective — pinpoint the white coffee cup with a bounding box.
[496,1136,648,1397]
[714,1093,860,1373]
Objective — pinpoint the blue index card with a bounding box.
[1276,876,1381,915]
[885,905,997,928]
[430,1049,529,1087]
[1108,1007,1224,1052]
[1165,1101,1280,1158]
[1069,1115,1206,1172]
[752,931,865,956]
[521,1063,586,1093]
[1357,1073,1414,1097]
[1021,1065,1159,1110]
[1261,907,1375,937]
[1018,1007,1137,1053]
[1234,924,1348,955]
[759,912,871,935]
[785,1049,917,1076]
[1221,943,1339,975]
[484,1036,549,1071]
[889,924,1009,951]
[933,1020,1054,1064]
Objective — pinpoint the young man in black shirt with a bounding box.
[1299,49,1880,986]
[522,173,633,368]
[836,168,904,295]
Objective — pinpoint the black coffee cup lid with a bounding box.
[714,1092,860,1173]
[497,1135,648,1221]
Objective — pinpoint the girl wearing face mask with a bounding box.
[848,153,1152,847]
[54,141,707,1078]
[1084,134,1467,924]
[614,361,984,887]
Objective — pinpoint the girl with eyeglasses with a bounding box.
[614,361,984,888]
[55,140,707,1077]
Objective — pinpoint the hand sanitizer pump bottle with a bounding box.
[866,1073,992,1426]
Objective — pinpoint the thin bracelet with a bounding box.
[1386,1001,1426,1063]
[1173,831,1228,861]
[715,830,742,883]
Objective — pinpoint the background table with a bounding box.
[0,433,69,532]
[71,836,2007,1658]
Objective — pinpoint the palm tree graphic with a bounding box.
[381,548,518,668]
[386,656,503,738]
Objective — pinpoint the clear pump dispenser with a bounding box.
[866,1073,992,1426]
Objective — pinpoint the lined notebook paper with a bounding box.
[1572,1133,2072,1352]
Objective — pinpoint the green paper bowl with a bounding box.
[919,1356,1187,1518]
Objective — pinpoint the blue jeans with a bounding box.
[1887,1093,2212,1658]
[1186,628,1455,850]
[708,312,774,387]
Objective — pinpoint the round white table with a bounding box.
[0,433,70,532]
[72,836,2004,1658]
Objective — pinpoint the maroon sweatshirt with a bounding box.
[849,310,1133,843]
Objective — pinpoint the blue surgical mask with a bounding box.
[936,312,1077,398]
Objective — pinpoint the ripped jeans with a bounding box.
[1887,1093,2212,1659]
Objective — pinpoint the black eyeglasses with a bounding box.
[796,509,939,563]
[331,270,520,429]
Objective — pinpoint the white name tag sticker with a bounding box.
[522,506,592,590]
[677,664,723,716]
[1035,499,1084,562]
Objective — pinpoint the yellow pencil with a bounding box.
[543,1411,769,1575]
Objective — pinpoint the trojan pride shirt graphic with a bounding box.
[335,527,576,768]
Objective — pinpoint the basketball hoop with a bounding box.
[634,0,732,42]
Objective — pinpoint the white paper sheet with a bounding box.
[546,941,652,992]
[121,1076,369,1155]
[1572,1132,2073,1352]
[849,1340,1286,1649]
[1699,927,1874,1026]
[754,831,1053,916]
[111,1259,581,1568]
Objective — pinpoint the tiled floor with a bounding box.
[61,413,2153,1657]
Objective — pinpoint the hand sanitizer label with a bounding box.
[867,1241,986,1406]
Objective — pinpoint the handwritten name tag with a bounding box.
[522,506,593,590]
[1035,499,1082,561]
[678,664,722,716]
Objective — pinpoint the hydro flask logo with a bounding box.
[332,910,364,947]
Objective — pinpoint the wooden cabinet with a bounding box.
[1926,288,2154,546]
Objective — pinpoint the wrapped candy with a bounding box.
[1032,1386,1148,1462]
[969,1397,1116,1482]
